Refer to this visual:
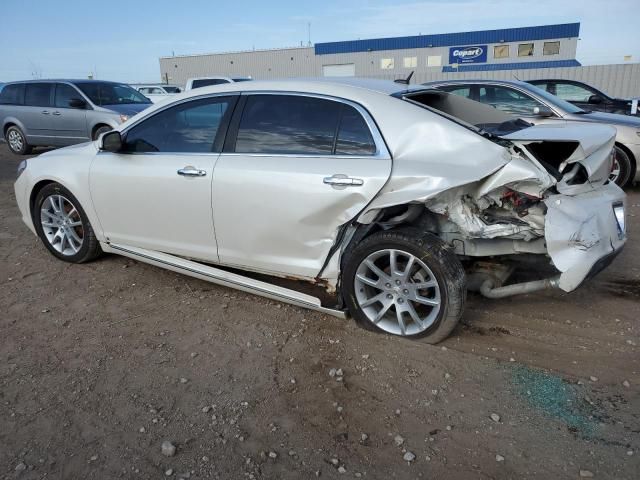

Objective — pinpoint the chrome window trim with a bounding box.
[115,90,391,159]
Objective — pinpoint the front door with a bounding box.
[212,93,392,279]
[50,83,89,145]
[89,95,237,262]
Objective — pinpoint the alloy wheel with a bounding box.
[354,249,441,336]
[40,195,85,256]
[7,129,24,152]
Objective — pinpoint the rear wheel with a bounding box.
[610,145,632,187]
[92,125,112,141]
[33,183,102,263]
[343,229,466,343]
[5,125,32,155]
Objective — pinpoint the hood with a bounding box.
[575,110,640,127]
[101,103,151,116]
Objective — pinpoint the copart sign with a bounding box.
[449,45,487,64]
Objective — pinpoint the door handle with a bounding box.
[323,175,364,187]
[52,111,61,116]
[41,110,50,115]
[177,166,206,177]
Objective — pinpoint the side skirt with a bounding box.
[101,242,348,319]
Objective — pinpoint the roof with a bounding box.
[2,79,126,85]
[315,23,580,55]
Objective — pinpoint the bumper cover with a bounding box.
[544,182,626,292]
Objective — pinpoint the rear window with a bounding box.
[0,84,25,105]
[191,79,230,89]
[25,83,53,107]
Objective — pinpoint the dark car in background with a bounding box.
[1,80,152,154]
[528,79,639,116]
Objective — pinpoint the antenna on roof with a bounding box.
[512,73,521,81]
[394,71,414,85]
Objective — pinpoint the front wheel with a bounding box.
[92,125,112,141]
[342,229,466,343]
[610,145,632,187]
[33,183,102,263]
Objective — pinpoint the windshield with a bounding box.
[75,82,151,106]
[523,83,585,114]
[163,86,181,93]
[232,78,253,82]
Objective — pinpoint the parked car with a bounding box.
[527,79,639,117]
[424,79,640,187]
[14,79,626,343]
[133,84,182,103]
[184,76,252,90]
[1,80,152,154]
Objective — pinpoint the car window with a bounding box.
[438,85,472,99]
[235,95,342,155]
[191,79,230,89]
[477,86,544,115]
[554,83,596,102]
[163,86,181,93]
[24,83,53,107]
[148,87,164,94]
[124,96,232,153]
[0,84,25,105]
[55,84,81,108]
[335,106,376,155]
[530,82,553,94]
[138,87,151,94]
[75,82,151,106]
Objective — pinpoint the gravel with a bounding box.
[161,440,177,457]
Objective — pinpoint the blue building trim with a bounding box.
[441,59,581,72]
[315,23,580,55]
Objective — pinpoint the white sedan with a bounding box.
[14,79,626,343]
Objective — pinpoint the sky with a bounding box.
[1,0,638,83]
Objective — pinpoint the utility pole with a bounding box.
[308,22,311,46]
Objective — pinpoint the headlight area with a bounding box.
[17,159,27,178]
[119,114,129,123]
[613,202,626,238]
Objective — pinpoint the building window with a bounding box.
[380,58,394,70]
[494,45,509,59]
[403,56,417,68]
[518,43,534,57]
[427,55,442,67]
[543,41,560,55]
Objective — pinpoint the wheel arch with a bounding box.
[3,117,27,136]
[91,123,113,141]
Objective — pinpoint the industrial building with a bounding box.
[159,22,640,98]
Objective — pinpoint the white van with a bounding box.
[184,77,252,91]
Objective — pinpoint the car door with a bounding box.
[20,82,56,143]
[475,84,564,125]
[212,93,392,279]
[89,95,238,262]
[49,83,90,145]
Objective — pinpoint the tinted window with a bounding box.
[438,85,472,98]
[554,83,595,102]
[164,86,181,93]
[477,86,544,115]
[335,106,376,155]
[191,79,230,89]
[55,83,81,108]
[25,83,53,107]
[235,95,341,154]
[0,84,25,105]
[75,82,150,106]
[124,96,232,153]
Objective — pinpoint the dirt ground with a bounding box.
[0,143,638,480]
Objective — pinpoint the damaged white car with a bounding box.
[14,79,626,343]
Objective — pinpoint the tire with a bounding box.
[5,125,32,155]
[92,125,112,141]
[33,183,102,263]
[342,228,466,343]
[611,145,632,187]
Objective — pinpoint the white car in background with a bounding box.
[184,76,252,90]
[13,79,626,343]
[134,84,182,103]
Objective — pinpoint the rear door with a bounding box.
[21,82,56,143]
[212,93,392,279]
[50,83,89,144]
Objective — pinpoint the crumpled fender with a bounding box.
[544,182,626,291]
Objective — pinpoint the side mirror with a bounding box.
[532,106,554,117]
[69,98,87,109]
[588,94,603,105]
[100,130,122,152]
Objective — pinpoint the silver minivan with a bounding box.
[0,80,152,154]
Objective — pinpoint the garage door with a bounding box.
[322,64,356,77]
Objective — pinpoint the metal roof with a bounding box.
[315,23,580,55]
[441,59,581,73]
